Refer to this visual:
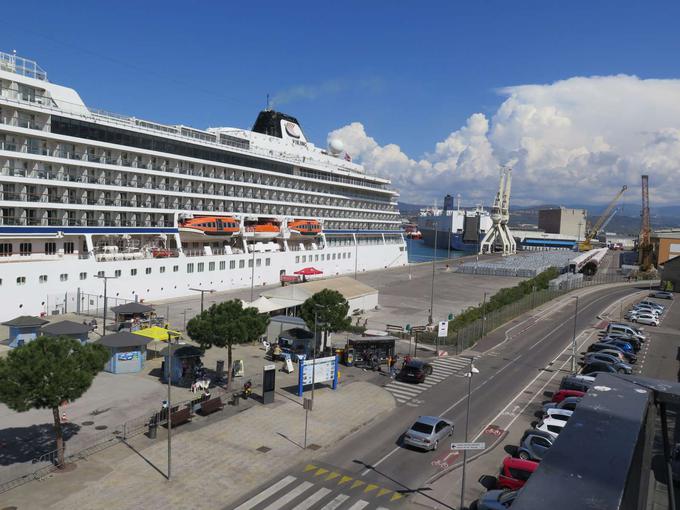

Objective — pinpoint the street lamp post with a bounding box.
[95,274,118,335]
[354,233,359,280]
[429,221,438,325]
[189,288,215,314]
[460,358,479,510]
[571,296,579,373]
[166,331,180,480]
[250,244,257,301]
[181,308,192,331]
[304,304,326,448]
[481,292,488,338]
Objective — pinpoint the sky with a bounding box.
[4,1,680,207]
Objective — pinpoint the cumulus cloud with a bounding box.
[328,75,680,206]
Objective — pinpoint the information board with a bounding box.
[297,355,339,396]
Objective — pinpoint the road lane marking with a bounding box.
[319,494,350,510]
[346,501,370,510]
[234,475,297,510]
[291,488,331,510]
[262,481,313,510]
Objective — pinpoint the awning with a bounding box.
[133,326,182,341]
[294,267,323,276]
[111,302,155,315]
[244,296,290,314]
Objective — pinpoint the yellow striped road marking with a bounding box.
[377,488,392,497]
[303,464,317,473]
[338,475,353,485]
[351,480,365,489]
[363,483,379,493]
[391,492,404,502]
[315,468,329,477]
[326,471,340,481]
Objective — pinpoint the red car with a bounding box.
[497,456,539,490]
[551,389,585,404]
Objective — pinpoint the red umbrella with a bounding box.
[294,267,323,276]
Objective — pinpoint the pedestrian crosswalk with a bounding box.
[232,464,405,510]
[383,356,470,406]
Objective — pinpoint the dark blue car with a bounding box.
[601,338,634,353]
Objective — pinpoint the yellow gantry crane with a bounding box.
[579,185,628,251]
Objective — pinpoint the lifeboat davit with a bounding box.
[288,219,322,237]
[179,216,240,237]
[245,222,280,240]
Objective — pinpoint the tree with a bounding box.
[186,300,269,389]
[0,336,109,466]
[300,289,351,351]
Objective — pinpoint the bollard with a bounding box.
[148,418,158,439]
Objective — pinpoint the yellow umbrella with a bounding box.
[133,326,182,341]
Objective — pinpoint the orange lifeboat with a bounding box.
[179,216,240,236]
[245,222,280,240]
[288,219,322,237]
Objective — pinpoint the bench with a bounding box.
[199,397,224,416]
[166,406,192,427]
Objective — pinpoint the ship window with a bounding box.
[248,259,253,268]
[332,254,336,260]
[197,262,204,272]
[348,252,351,258]
[160,266,166,273]
[219,261,226,270]
[60,274,68,281]
[187,263,194,273]
[173,265,179,272]
[145,267,152,274]
[239,260,245,269]
[302,256,307,263]
[0,243,11,256]
[64,242,75,254]
[80,272,87,280]
[265,258,271,267]
[229,260,236,269]
[115,269,122,277]
[131,269,137,276]
[39,275,48,283]
[256,259,261,267]
[16,276,26,285]
[45,242,57,255]
[295,256,300,263]
[97,271,105,278]
[209,262,215,271]
[321,254,325,261]
[314,255,318,261]
[19,243,32,256]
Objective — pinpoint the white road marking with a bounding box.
[262,481,313,510]
[346,501,370,510]
[234,475,297,510]
[319,494,350,510]
[291,487,332,510]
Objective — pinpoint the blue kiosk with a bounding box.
[3,315,49,348]
[41,320,91,344]
[97,331,151,374]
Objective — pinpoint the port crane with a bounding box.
[638,175,653,270]
[579,185,627,251]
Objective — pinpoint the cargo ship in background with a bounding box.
[417,194,492,252]
[0,51,407,320]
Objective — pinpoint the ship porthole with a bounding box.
[19,304,23,308]
[41,301,45,306]
[146,289,150,292]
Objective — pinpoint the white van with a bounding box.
[607,323,646,341]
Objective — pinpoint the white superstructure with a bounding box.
[0,51,407,320]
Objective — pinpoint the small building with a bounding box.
[267,315,307,342]
[278,327,316,360]
[661,255,680,291]
[110,302,155,331]
[538,207,587,239]
[651,229,680,266]
[2,315,49,348]
[160,344,204,385]
[97,332,151,374]
[41,320,91,344]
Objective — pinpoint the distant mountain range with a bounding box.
[399,202,680,235]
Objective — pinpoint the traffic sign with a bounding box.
[451,442,486,450]
[438,320,449,337]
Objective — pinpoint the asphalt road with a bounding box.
[230,283,644,510]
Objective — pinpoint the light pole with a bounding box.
[481,292,488,338]
[250,244,257,301]
[181,308,192,331]
[95,274,118,335]
[305,304,327,448]
[460,358,479,510]
[571,296,579,373]
[354,233,359,280]
[189,288,215,314]
[429,220,438,325]
[576,222,582,251]
[166,331,180,481]
[408,234,412,280]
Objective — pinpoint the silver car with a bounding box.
[403,415,454,451]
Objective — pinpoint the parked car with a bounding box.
[543,408,573,422]
[470,489,520,510]
[543,396,581,413]
[603,331,643,348]
[632,313,660,327]
[631,306,660,317]
[600,338,635,353]
[650,291,673,300]
[606,323,646,341]
[582,353,633,374]
[535,417,566,440]
[582,360,623,375]
[398,359,433,383]
[494,456,539,490]
[639,300,665,311]
[587,342,637,363]
[551,389,585,403]
[559,375,592,393]
[402,415,453,451]
[517,428,555,461]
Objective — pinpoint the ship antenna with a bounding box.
[266,93,271,111]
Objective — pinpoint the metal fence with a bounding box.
[416,272,642,353]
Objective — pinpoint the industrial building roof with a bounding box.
[652,228,680,239]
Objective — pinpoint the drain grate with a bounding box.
[524,390,533,394]
[81,421,94,426]
[306,444,321,451]
[256,446,271,453]
[94,425,108,431]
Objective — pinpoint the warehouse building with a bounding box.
[538,207,588,239]
[651,229,680,265]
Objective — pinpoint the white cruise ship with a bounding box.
[0,51,406,320]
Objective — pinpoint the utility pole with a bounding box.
[166,331,179,480]
[250,243,256,302]
[481,292,487,337]
[95,274,118,335]
[189,288,215,314]
[460,358,479,510]
[429,220,437,325]
[571,296,579,373]
[354,233,359,280]
[181,308,192,331]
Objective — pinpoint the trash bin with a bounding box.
[345,348,354,367]
[148,418,158,439]
[232,393,240,406]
